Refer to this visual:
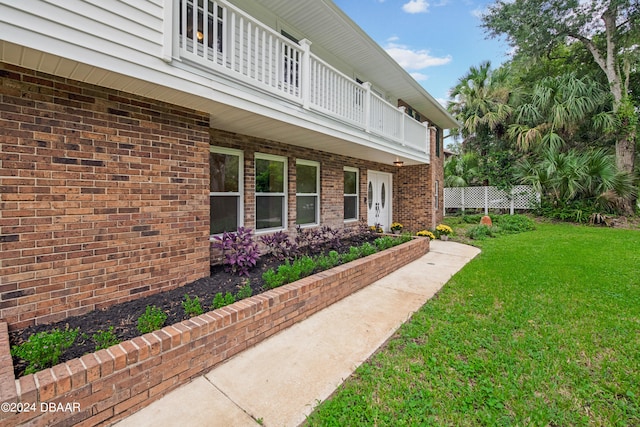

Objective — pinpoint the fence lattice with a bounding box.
[444,185,539,215]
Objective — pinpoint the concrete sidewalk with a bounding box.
[114,240,480,427]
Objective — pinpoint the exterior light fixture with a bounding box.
[393,159,404,167]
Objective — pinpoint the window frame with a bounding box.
[343,166,359,222]
[295,159,320,227]
[255,153,288,233]
[209,146,244,237]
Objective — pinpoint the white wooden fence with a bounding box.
[444,185,539,215]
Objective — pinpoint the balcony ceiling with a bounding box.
[249,0,459,130]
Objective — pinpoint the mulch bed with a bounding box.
[9,233,379,378]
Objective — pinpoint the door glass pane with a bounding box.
[256,196,284,229]
[210,195,238,234]
[381,182,386,208]
[210,152,239,192]
[296,164,317,194]
[367,182,373,209]
[256,158,284,193]
[296,195,317,225]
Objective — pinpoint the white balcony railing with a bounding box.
[177,0,429,155]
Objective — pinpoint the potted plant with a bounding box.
[416,230,435,240]
[436,224,453,241]
[390,222,403,234]
[369,224,383,233]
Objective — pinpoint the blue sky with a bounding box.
[333,0,511,106]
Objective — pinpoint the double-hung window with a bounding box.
[255,154,287,231]
[209,147,243,235]
[343,167,359,221]
[296,160,320,226]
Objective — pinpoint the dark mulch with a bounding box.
[9,233,379,378]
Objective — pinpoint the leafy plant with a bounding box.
[374,235,395,251]
[212,292,236,309]
[466,224,500,240]
[262,256,317,289]
[259,231,297,261]
[236,282,253,300]
[493,214,536,233]
[137,305,167,334]
[211,227,261,276]
[91,326,120,351]
[315,250,341,270]
[182,294,203,318]
[11,327,79,375]
[341,245,363,263]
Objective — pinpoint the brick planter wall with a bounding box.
[0,237,429,427]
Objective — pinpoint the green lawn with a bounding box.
[306,222,640,426]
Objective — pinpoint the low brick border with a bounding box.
[0,237,429,427]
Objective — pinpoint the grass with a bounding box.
[305,222,640,426]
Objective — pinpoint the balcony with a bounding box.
[177,0,430,156]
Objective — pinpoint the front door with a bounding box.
[367,171,392,232]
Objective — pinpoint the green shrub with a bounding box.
[91,326,120,351]
[341,245,363,263]
[137,305,167,334]
[374,236,395,251]
[315,250,341,270]
[466,224,501,240]
[262,269,284,290]
[11,327,79,375]
[182,294,203,318]
[494,214,536,233]
[236,282,253,300]
[360,242,377,256]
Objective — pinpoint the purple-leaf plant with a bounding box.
[211,227,260,276]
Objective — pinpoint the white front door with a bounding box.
[367,171,392,232]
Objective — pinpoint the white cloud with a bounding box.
[402,0,429,14]
[410,72,429,81]
[385,41,452,70]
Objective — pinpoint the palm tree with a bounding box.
[448,61,516,187]
[508,73,612,152]
[515,147,635,213]
[443,152,480,187]
[448,61,513,140]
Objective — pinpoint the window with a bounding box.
[344,167,359,221]
[296,160,320,226]
[435,127,442,157]
[210,147,243,235]
[255,154,287,231]
[435,180,439,211]
[180,0,224,54]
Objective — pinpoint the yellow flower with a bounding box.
[416,230,435,239]
[436,224,453,235]
[391,222,403,230]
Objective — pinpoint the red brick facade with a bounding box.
[1,63,442,333]
[0,64,211,330]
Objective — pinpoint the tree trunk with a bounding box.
[616,133,637,214]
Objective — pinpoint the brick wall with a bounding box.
[0,237,429,427]
[0,63,211,331]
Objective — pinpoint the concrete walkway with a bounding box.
[114,240,480,427]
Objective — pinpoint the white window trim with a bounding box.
[296,159,320,228]
[343,166,359,222]
[255,153,288,233]
[209,146,244,238]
